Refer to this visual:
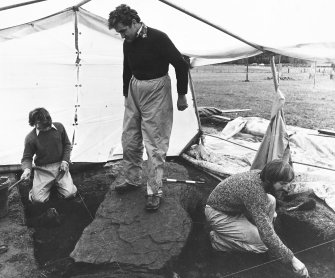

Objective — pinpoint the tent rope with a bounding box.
[219,237,335,278]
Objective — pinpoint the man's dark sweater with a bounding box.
[123,26,189,97]
[21,122,72,170]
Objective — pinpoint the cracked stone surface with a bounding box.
[70,162,196,271]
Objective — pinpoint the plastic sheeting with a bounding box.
[250,88,291,170]
[186,116,335,175]
[184,116,335,210]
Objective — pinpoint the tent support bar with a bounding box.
[75,0,93,8]
[188,71,204,143]
[0,0,46,11]
[270,56,279,91]
[157,0,264,52]
[179,130,202,156]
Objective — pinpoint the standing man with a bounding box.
[21,107,77,204]
[108,4,189,211]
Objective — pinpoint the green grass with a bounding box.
[191,65,335,130]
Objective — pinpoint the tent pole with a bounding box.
[157,0,264,52]
[314,61,317,88]
[270,56,279,91]
[245,58,249,82]
[0,0,46,11]
[188,71,204,144]
[278,55,281,85]
[72,10,81,145]
[75,0,93,8]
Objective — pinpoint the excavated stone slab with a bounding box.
[70,163,193,271]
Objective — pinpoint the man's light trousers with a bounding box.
[122,75,173,196]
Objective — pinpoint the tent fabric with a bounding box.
[1,1,334,63]
[0,0,334,167]
[250,89,291,170]
[0,7,198,166]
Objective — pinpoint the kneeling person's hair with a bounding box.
[260,159,294,185]
[28,107,52,127]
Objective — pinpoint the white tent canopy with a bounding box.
[0,0,334,168]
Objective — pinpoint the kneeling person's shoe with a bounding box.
[145,195,161,211]
[115,182,139,194]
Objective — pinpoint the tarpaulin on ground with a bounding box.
[183,116,335,211]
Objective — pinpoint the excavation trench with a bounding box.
[16,159,335,278]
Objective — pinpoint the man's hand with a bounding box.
[177,94,188,111]
[292,256,309,277]
[60,161,69,172]
[20,168,31,180]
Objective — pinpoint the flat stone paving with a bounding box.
[70,162,194,272]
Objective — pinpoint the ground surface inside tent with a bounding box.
[1,155,334,278]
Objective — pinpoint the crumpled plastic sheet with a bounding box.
[185,117,335,212]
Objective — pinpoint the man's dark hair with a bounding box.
[260,159,295,186]
[108,4,141,30]
[28,107,52,127]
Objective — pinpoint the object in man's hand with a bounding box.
[286,198,316,211]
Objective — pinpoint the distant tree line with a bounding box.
[229,53,312,66]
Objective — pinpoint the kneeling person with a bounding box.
[205,159,309,277]
[21,107,77,203]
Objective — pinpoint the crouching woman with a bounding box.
[205,159,309,277]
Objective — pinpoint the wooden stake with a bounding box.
[314,61,317,88]
[270,56,279,91]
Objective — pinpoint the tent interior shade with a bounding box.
[0,0,334,167]
[0,7,199,166]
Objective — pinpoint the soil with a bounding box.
[4,158,335,278]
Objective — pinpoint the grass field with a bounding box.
[191,64,335,130]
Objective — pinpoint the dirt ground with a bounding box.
[2,158,335,278]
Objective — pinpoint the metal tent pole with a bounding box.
[74,0,93,8]
[188,71,203,140]
[0,0,46,11]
